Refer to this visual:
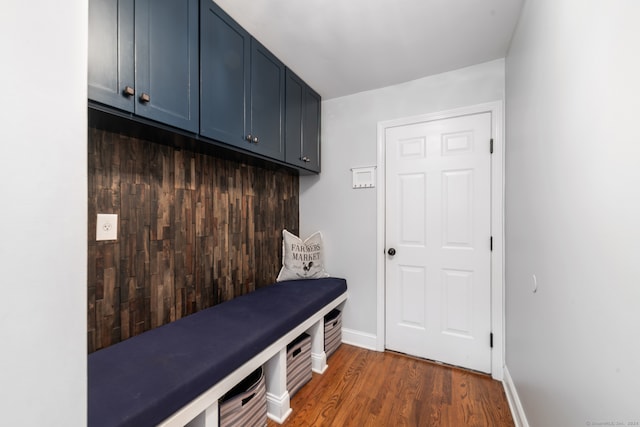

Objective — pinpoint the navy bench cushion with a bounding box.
[88,277,347,427]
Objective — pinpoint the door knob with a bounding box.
[387,248,396,256]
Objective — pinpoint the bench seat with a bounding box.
[88,277,347,427]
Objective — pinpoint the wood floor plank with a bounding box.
[269,344,514,427]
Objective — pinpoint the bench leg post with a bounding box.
[265,347,292,424]
[184,401,218,427]
[203,402,219,427]
[308,319,328,374]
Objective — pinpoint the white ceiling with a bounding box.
[213,0,524,100]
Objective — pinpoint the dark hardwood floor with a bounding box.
[268,344,514,427]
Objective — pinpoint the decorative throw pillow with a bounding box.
[276,229,330,281]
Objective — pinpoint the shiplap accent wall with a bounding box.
[88,127,299,353]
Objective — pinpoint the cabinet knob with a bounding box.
[123,86,135,97]
[246,134,253,142]
[301,156,311,163]
[253,136,259,144]
[139,93,150,103]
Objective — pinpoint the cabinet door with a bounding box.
[135,0,199,132]
[88,0,135,111]
[302,86,321,172]
[285,70,321,173]
[200,0,250,145]
[285,71,304,166]
[249,39,285,161]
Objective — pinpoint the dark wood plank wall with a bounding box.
[88,127,299,353]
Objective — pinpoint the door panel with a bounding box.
[442,169,473,247]
[385,112,492,373]
[399,266,426,328]
[441,269,474,337]
[399,173,426,245]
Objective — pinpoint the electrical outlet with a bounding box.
[96,214,118,241]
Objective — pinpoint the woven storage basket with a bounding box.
[286,333,312,397]
[219,367,267,427]
[324,309,342,358]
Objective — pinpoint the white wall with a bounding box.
[300,60,504,342]
[505,1,640,425]
[0,1,87,426]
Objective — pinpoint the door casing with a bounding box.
[376,101,505,380]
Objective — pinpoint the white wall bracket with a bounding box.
[351,166,376,189]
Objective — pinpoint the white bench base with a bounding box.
[164,293,347,427]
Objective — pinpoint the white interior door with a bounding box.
[384,112,492,373]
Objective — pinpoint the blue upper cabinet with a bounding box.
[91,0,319,172]
[88,0,199,133]
[200,1,250,146]
[248,39,285,161]
[88,0,135,112]
[285,69,321,173]
[135,0,199,132]
[201,1,285,161]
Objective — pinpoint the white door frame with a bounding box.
[376,101,505,380]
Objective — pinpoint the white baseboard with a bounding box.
[502,366,529,427]
[343,329,526,426]
[341,328,378,351]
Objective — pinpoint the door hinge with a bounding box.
[490,138,494,154]
[490,236,493,251]
[490,333,494,348]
